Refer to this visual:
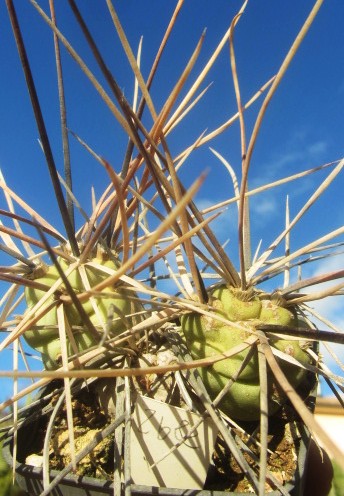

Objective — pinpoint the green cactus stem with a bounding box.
[24,255,134,369]
[181,285,313,421]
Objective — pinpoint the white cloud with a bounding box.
[254,137,329,189]
[307,140,328,157]
[252,197,276,215]
[300,254,344,394]
[304,253,344,326]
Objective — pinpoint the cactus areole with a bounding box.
[24,254,132,369]
[181,285,313,421]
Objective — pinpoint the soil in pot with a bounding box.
[16,381,314,494]
[204,369,317,493]
[9,331,317,494]
[45,389,115,479]
[204,404,307,493]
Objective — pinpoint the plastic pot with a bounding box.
[2,389,316,496]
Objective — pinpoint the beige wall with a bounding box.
[315,398,344,454]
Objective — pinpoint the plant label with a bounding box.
[130,395,218,489]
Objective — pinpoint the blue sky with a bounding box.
[0,1,343,249]
[0,1,343,402]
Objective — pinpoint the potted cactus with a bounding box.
[1,1,344,495]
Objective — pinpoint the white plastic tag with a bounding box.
[130,395,218,489]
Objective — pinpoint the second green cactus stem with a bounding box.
[24,255,134,370]
[181,285,313,421]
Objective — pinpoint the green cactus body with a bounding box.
[211,286,262,322]
[33,333,97,370]
[24,256,133,369]
[181,285,312,421]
